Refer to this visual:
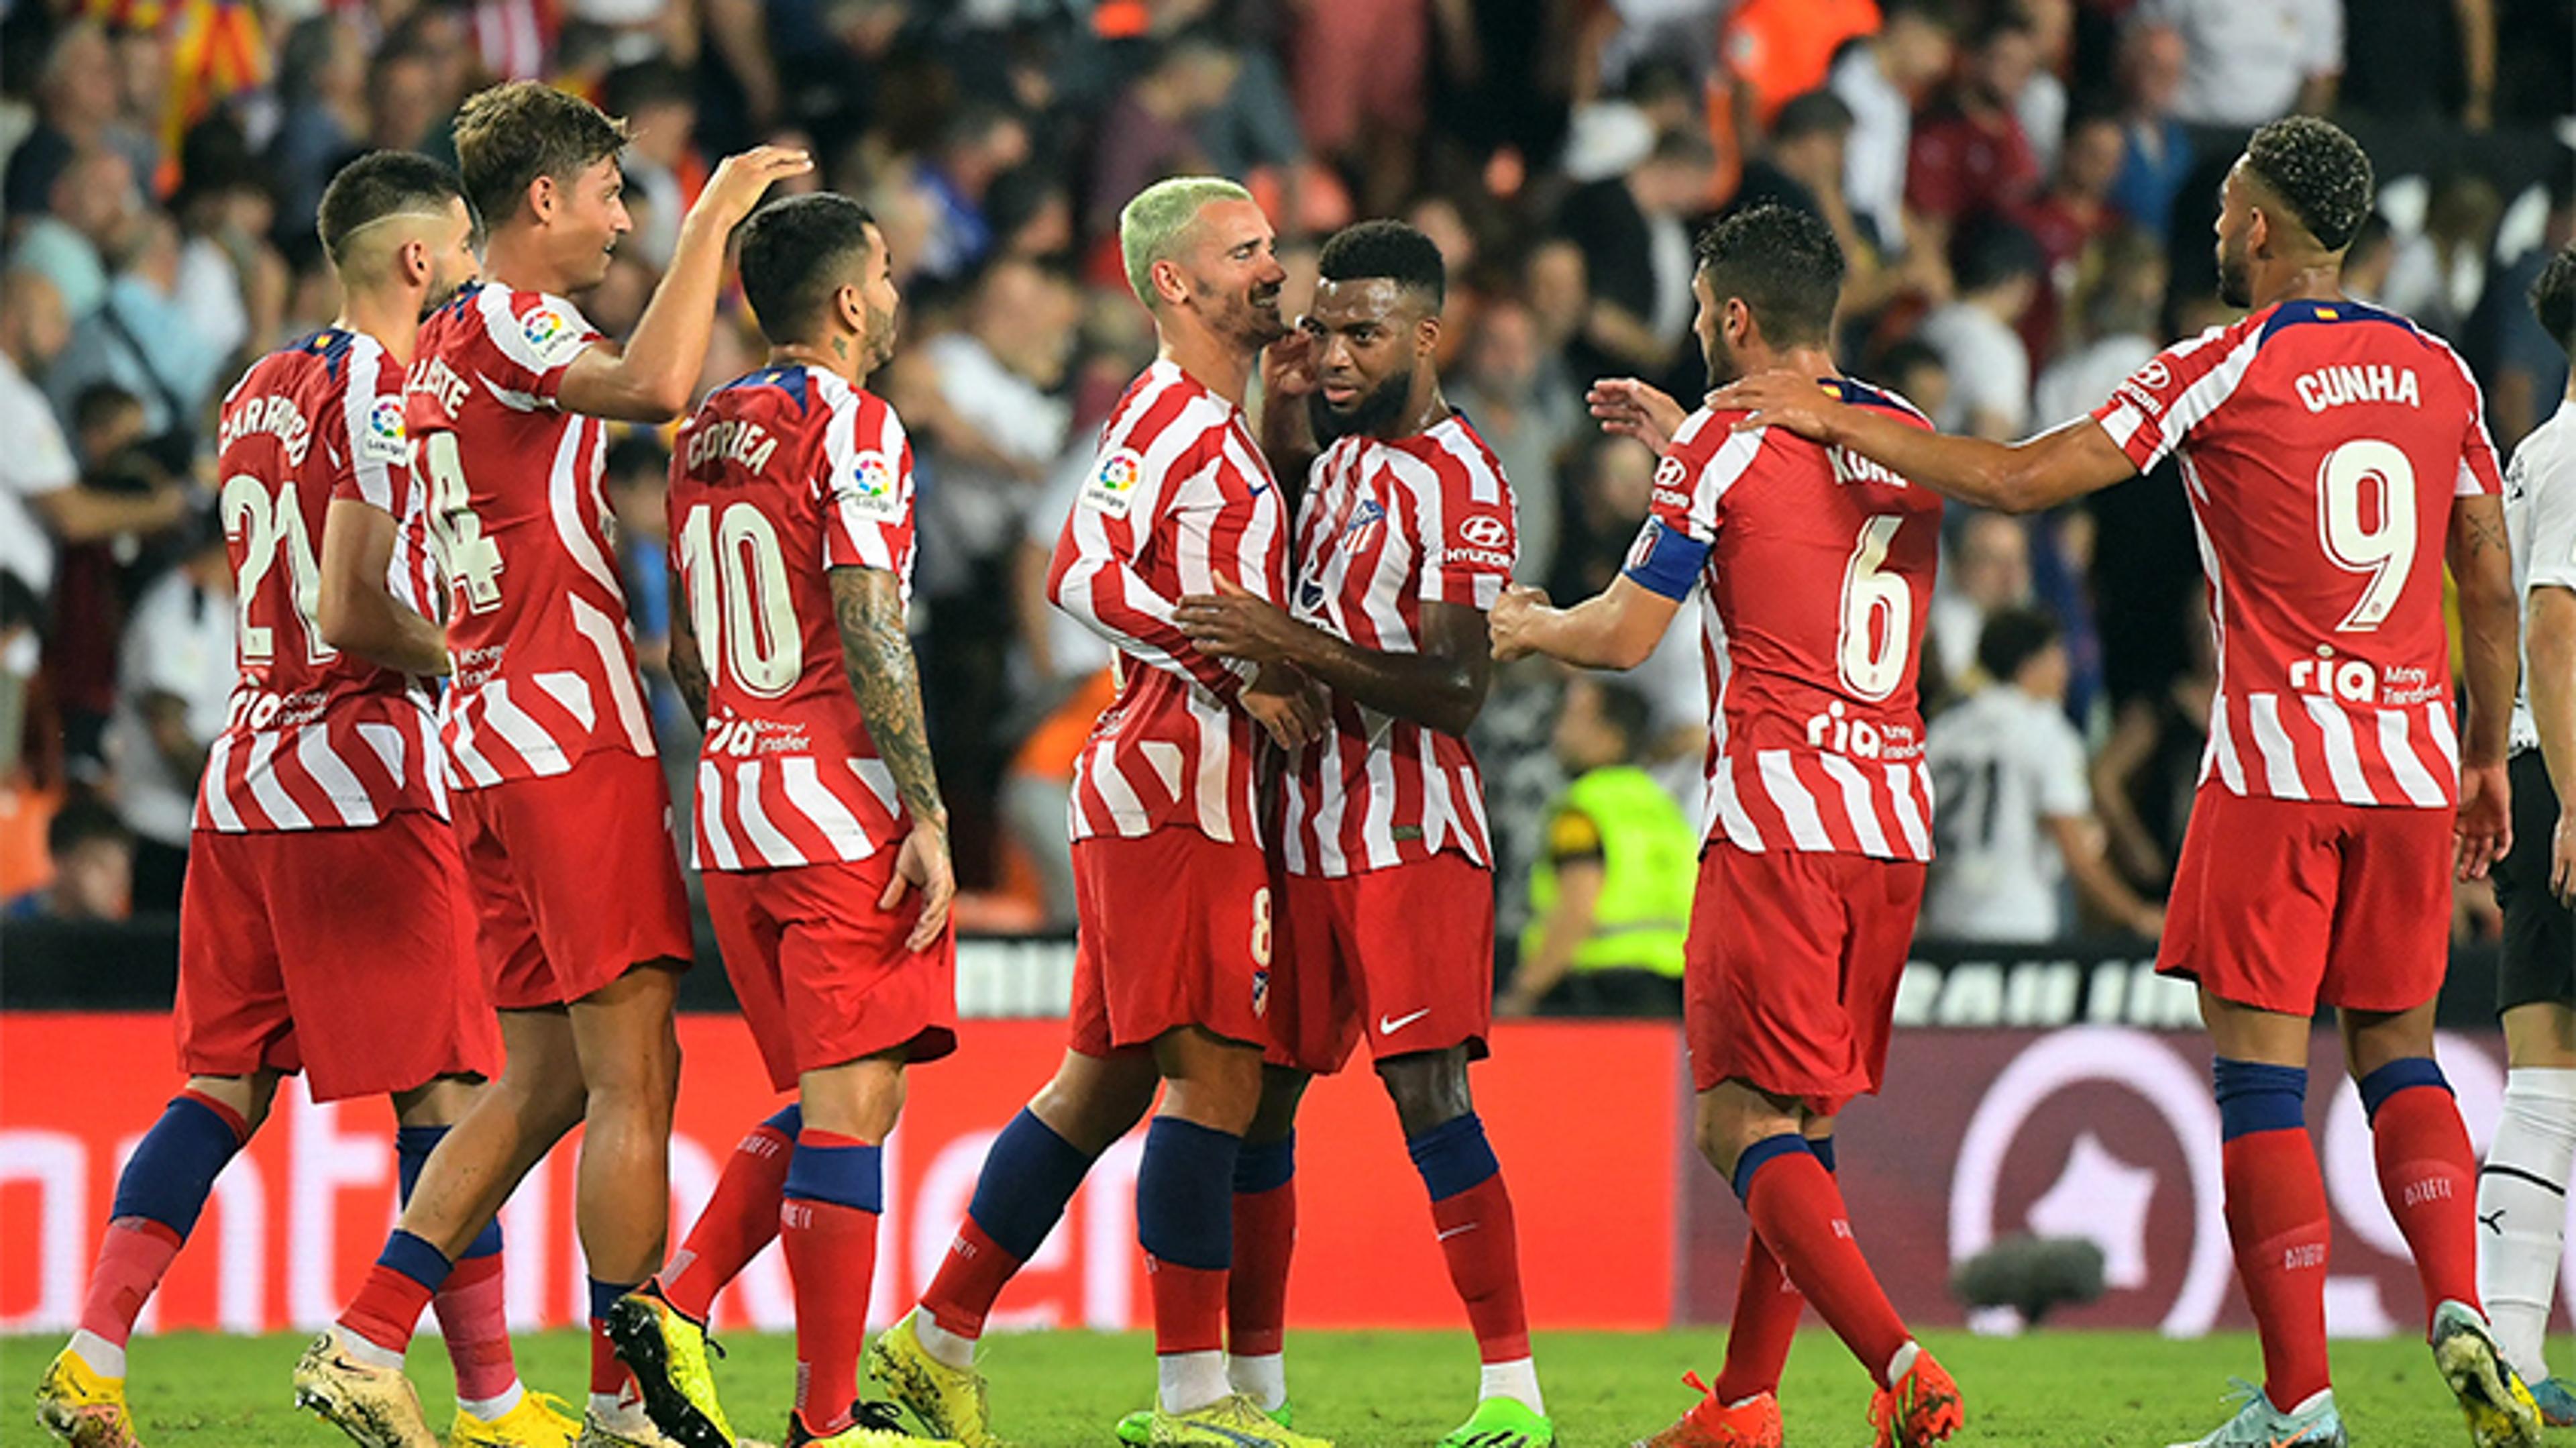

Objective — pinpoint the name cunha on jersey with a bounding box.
[2295,364,2421,414]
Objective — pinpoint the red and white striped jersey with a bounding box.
[1623,379,1944,860]
[2088,299,2504,808]
[195,327,447,833]
[1046,359,1290,845]
[1277,414,1515,876]
[669,364,920,871]
[407,282,658,787]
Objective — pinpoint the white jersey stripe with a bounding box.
[2247,694,2308,799]
[356,722,405,788]
[2379,709,2447,807]
[1820,752,1892,856]
[2427,701,2461,778]
[448,705,504,787]
[571,597,656,757]
[731,760,800,865]
[297,727,378,827]
[482,681,573,778]
[534,670,596,733]
[780,756,874,859]
[244,734,313,828]
[201,735,246,831]
[1757,749,1833,850]
[695,760,743,870]
[1886,763,1932,858]
[2304,694,2373,805]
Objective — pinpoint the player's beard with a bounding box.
[863,303,900,370]
[1214,278,1290,350]
[420,270,468,320]
[1309,366,1413,443]
[2216,229,2253,309]
[1703,327,1741,390]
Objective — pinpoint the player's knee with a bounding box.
[1248,1065,1310,1143]
[1379,1052,1471,1138]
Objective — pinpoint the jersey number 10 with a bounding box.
[678,501,804,700]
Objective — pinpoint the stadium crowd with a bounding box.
[0,0,2569,971]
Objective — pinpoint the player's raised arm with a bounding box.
[1711,370,2138,514]
[553,144,812,422]
[317,499,448,676]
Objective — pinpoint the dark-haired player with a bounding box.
[1120,218,1547,1448]
[39,152,576,1448]
[1494,203,1958,1448]
[602,193,959,1448]
[296,83,810,1448]
[1720,117,2533,1448]
[2479,243,2576,1427]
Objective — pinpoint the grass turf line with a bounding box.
[5,1328,2561,1447]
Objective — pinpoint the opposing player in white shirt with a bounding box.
[2479,243,2576,1427]
[1923,606,2164,943]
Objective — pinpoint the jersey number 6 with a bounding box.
[1837,514,1913,703]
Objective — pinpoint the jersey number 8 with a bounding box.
[678,501,804,700]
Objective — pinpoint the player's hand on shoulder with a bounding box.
[1709,370,1839,441]
[883,815,955,953]
[692,145,816,230]
[1489,582,1550,662]
[1587,377,1686,453]
[1243,662,1327,749]
[2453,760,2512,882]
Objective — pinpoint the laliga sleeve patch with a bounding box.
[1080,448,1145,518]
[357,395,409,465]
[518,305,587,367]
[839,450,904,520]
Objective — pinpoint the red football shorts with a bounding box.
[1267,852,1495,1074]
[1684,842,1927,1115]
[175,811,501,1101]
[453,749,694,1010]
[703,854,959,1092]
[1067,828,1272,1056]
[2157,783,2453,1015]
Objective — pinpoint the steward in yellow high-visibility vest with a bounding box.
[1500,678,1697,1016]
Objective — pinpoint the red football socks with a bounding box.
[1149,1257,1229,1356]
[1738,1146,1908,1389]
[343,1263,438,1357]
[1430,1174,1534,1363]
[432,1253,517,1405]
[1228,1178,1295,1358]
[77,1219,183,1350]
[661,1110,800,1323]
[2223,1126,2333,1406]
[1714,1231,1804,1402]
[922,1218,1023,1341]
[783,1190,880,1436]
[2371,1082,2483,1328]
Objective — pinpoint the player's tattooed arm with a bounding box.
[666,566,712,730]
[2449,493,2520,769]
[829,564,949,832]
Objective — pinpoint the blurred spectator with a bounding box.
[1925,607,2164,942]
[2034,227,2168,429]
[602,59,703,270]
[2013,0,2074,176]
[1559,128,1715,391]
[1732,89,1852,229]
[1547,433,1659,605]
[2106,19,2194,243]
[2137,0,2342,130]
[2341,211,2397,306]
[169,119,284,370]
[916,103,1032,282]
[1919,217,2044,439]
[2012,109,2131,370]
[1087,34,1236,237]
[1876,336,1953,427]
[912,258,1081,605]
[366,40,447,153]
[602,434,682,739]
[1829,0,1957,257]
[266,15,368,232]
[2385,172,2504,342]
[2092,601,2216,895]
[1291,0,1429,215]
[1905,14,2043,236]
[1452,297,1581,586]
[1501,675,1695,1017]
[48,210,231,447]
[105,511,231,912]
[14,143,138,321]
[4,795,132,921]
[2341,0,2496,127]
[1716,0,1880,127]
[2473,181,2574,449]
[4,19,151,223]
[1929,509,2033,688]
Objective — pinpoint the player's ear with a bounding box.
[1415,312,1441,359]
[1151,257,1189,310]
[526,172,555,225]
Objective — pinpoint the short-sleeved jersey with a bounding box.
[1923,682,2092,942]
[1623,379,1943,860]
[407,282,657,787]
[196,327,447,833]
[2508,399,2576,755]
[1277,414,1515,877]
[669,365,919,872]
[1046,359,1290,845]
[2089,299,2505,809]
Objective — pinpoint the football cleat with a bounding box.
[450,1390,582,1448]
[1118,1400,1291,1446]
[1436,1395,1554,1448]
[2527,1376,2576,1428]
[866,1312,1010,1448]
[1868,1348,1962,1448]
[606,1292,735,1448]
[785,1400,959,1447]
[2432,1300,2544,1448]
[1146,1394,1330,1448]
[2165,1382,2346,1448]
[292,1330,441,1448]
[1627,1374,1780,1448]
[36,1346,143,1448]
[579,1394,686,1448]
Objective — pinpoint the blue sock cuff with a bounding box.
[967,1108,1095,1261]
[1729,1133,1813,1202]
[109,1094,248,1238]
[1235,1133,1295,1194]
[1811,1136,1837,1174]
[2359,1057,2450,1122]
[2214,1057,2308,1140]
[379,1229,454,1293]
[784,1139,884,1214]
[588,1276,640,1325]
[762,1103,804,1138]
[1136,1117,1240,1272]
[1405,1113,1501,1202]
[394,1125,448,1203]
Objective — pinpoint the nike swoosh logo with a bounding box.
[1437,1221,1480,1241]
[1379,1008,1432,1035]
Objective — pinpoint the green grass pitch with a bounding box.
[3,1328,2557,1447]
